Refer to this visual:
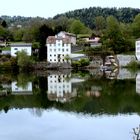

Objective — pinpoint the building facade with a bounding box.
[46,36,71,63]
[57,31,76,45]
[11,43,32,57]
[136,39,140,61]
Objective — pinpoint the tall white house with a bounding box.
[136,39,140,61]
[46,36,71,63]
[11,43,32,57]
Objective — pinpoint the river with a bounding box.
[0,68,139,140]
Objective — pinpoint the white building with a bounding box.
[136,39,140,61]
[46,36,71,63]
[11,81,32,95]
[11,43,32,57]
[47,74,85,103]
[136,72,140,95]
[57,31,76,45]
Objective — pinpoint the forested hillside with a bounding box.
[0,16,46,27]
[54,7,140,28]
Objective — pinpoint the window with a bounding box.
[62,49,64,52]
[58,43,60,46]
[54,49,56,52]
[50,59,52,61]
[54,54,56,57]
[50,49,52,52]
[50,54,52,56]
[58,48,60,51]
[66,49,69,51]
[14,48,18,50]
[54,59,56,61]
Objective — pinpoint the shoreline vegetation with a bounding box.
[1,7,140,70]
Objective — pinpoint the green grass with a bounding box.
[1,47,10,51]
[77,34,91,39]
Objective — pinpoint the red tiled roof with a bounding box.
[47,36,71,44]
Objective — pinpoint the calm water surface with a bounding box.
[0,68,140,140]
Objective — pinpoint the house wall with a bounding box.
[47,40,71,63]
[57,32,76,45]
[11,46,32,57]
[136,40,140,61]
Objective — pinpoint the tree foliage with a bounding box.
[17,50,34,71]
[69,20,91,34]
[54,7,140,29]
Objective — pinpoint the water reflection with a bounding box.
[12,81,32,95]
[47,73,85,103]
[0,69,140,140]
[0,69,139,115]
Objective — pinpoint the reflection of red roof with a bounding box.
[47,36,71,44]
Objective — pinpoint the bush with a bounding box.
[72,58,90,68]
[17,50,34,71]
[10,57,17,67]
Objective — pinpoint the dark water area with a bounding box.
[0,68,140,140]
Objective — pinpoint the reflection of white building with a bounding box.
[117,68,136,79]
[47,74,85,103]
[86,86,102,97]
[12,81,32,95]
[136,39,140,61]
[136,73,140,95]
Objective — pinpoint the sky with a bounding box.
[0,0,140,18]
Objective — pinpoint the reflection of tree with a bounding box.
[28,108,44,117]
[133,125,140,140]
[132,125,140,140]
[17,73,34,89]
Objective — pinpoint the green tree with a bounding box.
[132,13,140,38]
[1,20,7,28]
[13,28,24,41]
[69,20,91,34]
[103,16,124,53]
[94,16,106,36]
[37,24,54,60]
[17,50,34,71]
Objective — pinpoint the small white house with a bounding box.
[46,36,71,63]
[11,43,32,57]
[136,39,140,61]
[57,31,76,45]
